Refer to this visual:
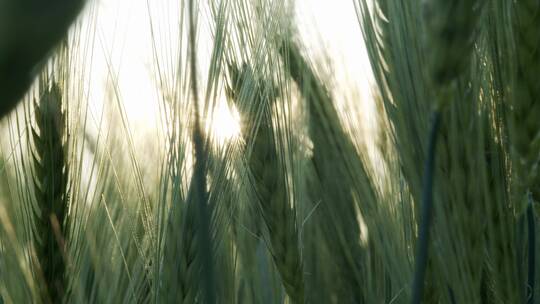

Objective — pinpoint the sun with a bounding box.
[207,100,242,144]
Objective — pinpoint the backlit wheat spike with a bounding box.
[410,2,486,303]
[278,39,378,303]
[227,63,305,304]
[32,81,69,303]
[423,0,484,86]
[171,202,200,303]
[510,0,540,205]
[161,162,203,303]
[510,2,540,303]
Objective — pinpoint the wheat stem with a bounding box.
[411,111,441,304]
[410,2,484,302]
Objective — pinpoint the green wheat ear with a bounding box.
[278,39,377,302]
[227,62,305,304]
[410,1,485,303]
[31,81,69,303]
[423,0,484,89]
[510,2,540,302]
[510,0,540,207]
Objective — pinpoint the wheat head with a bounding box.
[32,81,69,303]
[510,0,540,206]
[278,39,377,302]
[509,2,540,302]
[227,62,305,304]
[423,0,484,87]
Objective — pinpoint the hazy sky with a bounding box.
[81,0,374,140]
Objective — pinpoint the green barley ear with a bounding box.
[31,80,69,303]
[227,62,305,304]
[411,2,485,303]
[162,194,201,303]
[423,0,484,88]
[278,38,378,302]
[510,0,540,205]
[509,2,540,302]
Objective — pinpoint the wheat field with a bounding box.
[0,0,538,303]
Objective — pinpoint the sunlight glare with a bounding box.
[208,101,242,144]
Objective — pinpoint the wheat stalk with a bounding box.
[227,62,305,303]
[31,80,69,303]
